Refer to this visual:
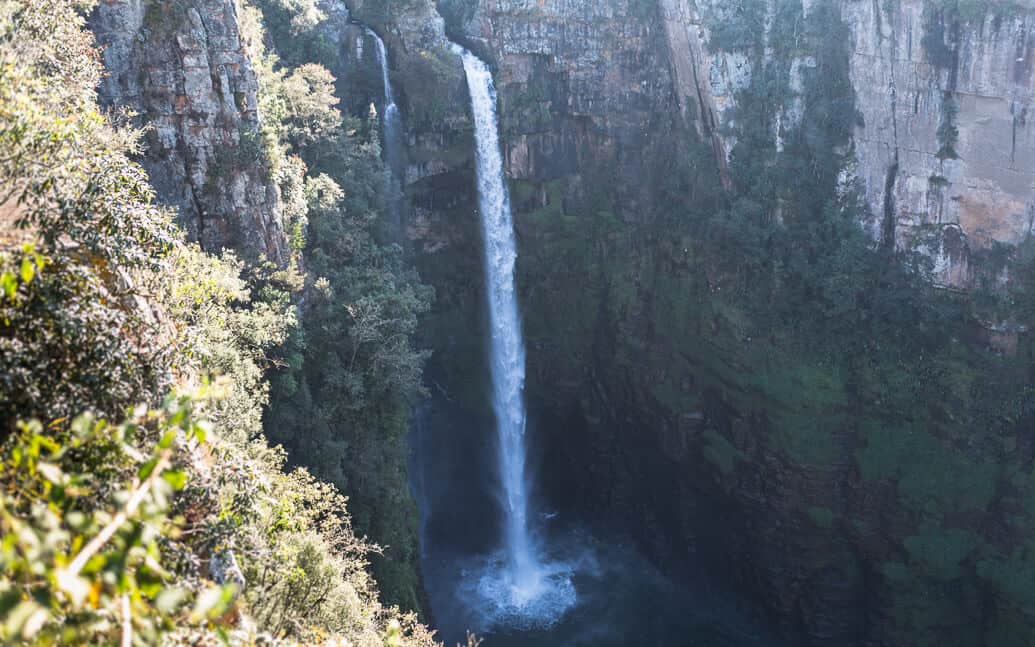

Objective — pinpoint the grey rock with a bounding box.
[90,0,288,263]
[209,548,246,590]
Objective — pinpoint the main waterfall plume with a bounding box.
[459,44,534,591]
[453,43,575,628]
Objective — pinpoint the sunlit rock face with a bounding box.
[685,0,1035,287]
[90,0,288,263]
[842,0,1035,287]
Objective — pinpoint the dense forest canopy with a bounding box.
[0,0,434,643]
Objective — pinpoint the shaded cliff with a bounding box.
[687,0,1035,288]
[91,0,288,262]
[383,0,1035,644]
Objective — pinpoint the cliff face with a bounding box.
[682,0,1035,286]
[844,0,1035,285]
[437,1,1035,289]
[91,0,288,263]
[452,0,692,215]
[392,0,1035,645]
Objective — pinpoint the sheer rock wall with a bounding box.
[91,0,288,263]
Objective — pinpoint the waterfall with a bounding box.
[366,29,404,233]
[453,43,575,628]
[459,45,538,593]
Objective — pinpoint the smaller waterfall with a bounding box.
[366,29,404,233]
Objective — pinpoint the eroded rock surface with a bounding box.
[688,0,1035,286]
[91,0,287,263]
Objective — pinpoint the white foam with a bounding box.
[459,550,577,632]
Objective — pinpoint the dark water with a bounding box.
[420,526,780,647]
[408,402,783,647]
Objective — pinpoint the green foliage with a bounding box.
[394,47,464,128]
[904,525,979,581]
[926,0,1024,23]
[243,0,434,610]
[151,241,431,644]
[0,397,236,645]
[0,0,175,430]
[265,132,433,609]
[702,430,746,476]
[936,92,960,160]
[157,245,296,443]
[278,63,343,154]
[247,0,339,69]
[807,507,836,529]
[0,1,435,643]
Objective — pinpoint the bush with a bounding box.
[0,2,436,643]
[0,396,236,645]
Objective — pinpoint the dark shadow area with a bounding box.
[409,395,785,647]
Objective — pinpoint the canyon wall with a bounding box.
[399,0,1035,644]
[91,0,288,262]
[843,0,1035,286]
[686,0,1035,286]
[449,0,1035,286]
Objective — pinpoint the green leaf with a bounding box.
[19,257,34,284]
[161,470,187,490]
[81,554,107,576]
[191,421,211,444]
[157,429,177,450]
[0,589,21,617]
[1,272,16,299]
[138,457,159,480]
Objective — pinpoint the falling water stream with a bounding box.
[453,43,576,628]
[366,28,404,234]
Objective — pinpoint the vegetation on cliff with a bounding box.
[240,0,434,611]
[486,0,1035,643]
[0,1,434,643]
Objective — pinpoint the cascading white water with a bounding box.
[460,45,537,591]
[366,29,403,231]
[368,29,400,143]
[454,43,575,629]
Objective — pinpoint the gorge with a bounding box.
[6,0,1035,645]
[414,40,780,646]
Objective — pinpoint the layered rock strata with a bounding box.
[91,0,288,262]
